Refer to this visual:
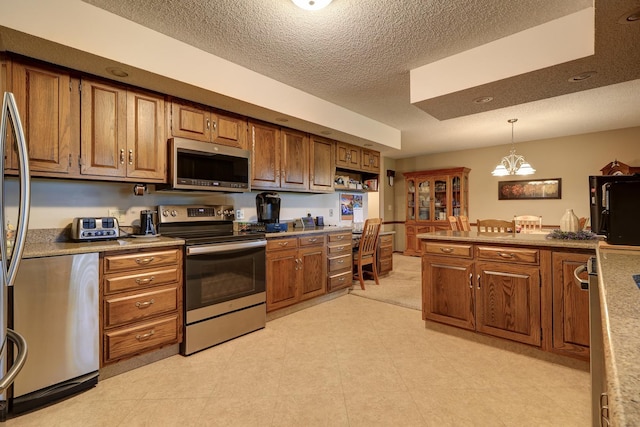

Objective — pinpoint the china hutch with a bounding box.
[404,167,470,256]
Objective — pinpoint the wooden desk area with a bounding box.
[352,231,395,276]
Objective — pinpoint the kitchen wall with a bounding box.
[2,178,369,232]
[392,126,640,251]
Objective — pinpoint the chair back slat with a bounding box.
[513,215,543,233]
[476,219,516,233]
[358,218,382,256]
[448,216,459,231]
[458,215,471,231]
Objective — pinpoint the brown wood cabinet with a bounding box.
[7,61,78,175]
[326,231,353,292]
[377,233,394,276]
[309,135,335,192]
[81,79,166,181]
[423,241,541,347]
[550,251,591,360]
[100,247,183,366]
[336,141,361,170]
[266,235,326,312]
[169,99,247,149]
[361,149,380,173]
[405,167,470,256]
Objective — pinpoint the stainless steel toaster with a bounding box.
[71,217,120,241]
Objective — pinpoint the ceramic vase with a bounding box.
[560,209,580,232]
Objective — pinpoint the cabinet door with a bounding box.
[309,136,335,192]
[280,128,309,191]
[211,112,247,149]
[126,89,166,181]
[250,121,281,189]
[335,142,360,169]
[407,179,416,220]
[266,248,298,311]
[475,262,541,346]
[417,179,431,221]
[433,176,448,222]
[81,79,127,177]
[423,256,475,330]
[11,62,73,173]
[551,252,591,360]
[361,149,380,172]
[170,101,211,142]
[298,245,326,301]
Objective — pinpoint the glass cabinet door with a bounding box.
[452,175,462,217]
[407,179,416,220]
[434,177,447,221]
[418,179,431,220]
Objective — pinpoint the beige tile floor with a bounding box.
[6,291,590,426]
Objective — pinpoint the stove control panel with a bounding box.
[158,205,235,223]
[71,217,120,241]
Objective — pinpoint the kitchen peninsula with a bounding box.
[418,230,597,360]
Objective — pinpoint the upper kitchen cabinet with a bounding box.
[361,148,380,173]
[309,135,335,193]
[336,141,361,170]
[280,128,310,191]
[334,140,380,192]
[169,99,248,149]
[249,120,281,190]
[404,167,470,256]
[81,79,165,182]
[6,60,79,175]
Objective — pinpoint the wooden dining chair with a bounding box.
[513,215,543,233]
[448,216,459,231]
[457,215,471,231]
[353,218,382,290]
[476,219,516,233]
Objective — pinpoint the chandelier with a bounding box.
[491,119,536,176]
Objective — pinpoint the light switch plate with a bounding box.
[236,209,244,220]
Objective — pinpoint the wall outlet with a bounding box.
[329,208,334,217]
[108,209,126,223]
[236,209,244,220]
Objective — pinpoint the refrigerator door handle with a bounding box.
[0,329,27,393]
[0,92,31,289]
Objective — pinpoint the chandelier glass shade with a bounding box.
[491,119,536,176]
[291,0,333,10]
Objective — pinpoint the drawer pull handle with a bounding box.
[439,247,454,253]
[135,276,155,285]
[497,252,515,259]
[278,241,289,247]
[136,330,155,341]
[337,259,344,264]
[135,257,155,265]
[308,238,318,243]
[336,236,345,240]
[135,299,155,309]
[338,277,345,282]
[336,245,346,250]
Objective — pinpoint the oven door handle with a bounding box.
[187,239,267,256]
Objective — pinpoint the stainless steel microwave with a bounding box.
[158,137,250,192]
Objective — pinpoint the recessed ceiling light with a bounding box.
[106,67,128,78]
[291,0,332,11]
[568,71,597,82]
[618,6,640,23]
[363,143,373,147]
[320,130,332,135]
[275,117,289,122]
[473,96,494,104]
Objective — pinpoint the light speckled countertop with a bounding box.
[263,226,353,238]
[417,230,598,250]
[597,244,640,426]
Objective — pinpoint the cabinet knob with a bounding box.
[128,149,133,165]
[119,149,125,164]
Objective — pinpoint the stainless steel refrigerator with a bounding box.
[0,92,30,420]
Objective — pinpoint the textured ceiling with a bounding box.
[6,0,640,158]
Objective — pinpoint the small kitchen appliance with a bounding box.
[588,174,640,235]
[139,210,157,236]
[256,192,281,224]
[71,217,120,241]
[600,179,640,245]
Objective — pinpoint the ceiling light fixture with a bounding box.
[618,6,640,23]
[291,0,333,11]
[473,96,494,104]
[568,71,597,82]
[106,67,128,78]
[491,119,536,177]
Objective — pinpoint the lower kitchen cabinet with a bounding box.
[266,234,326,312]
[550,251,591,360]
[377,233,394,276]
[326,231,353,292]
[100,247,183,366]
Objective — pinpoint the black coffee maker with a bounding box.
[256,192,281,224]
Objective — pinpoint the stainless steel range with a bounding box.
[157,205,266,356]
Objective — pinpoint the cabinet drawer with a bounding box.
[104,284,179,328]
[104,267,179,294]
[104,249,181,273]
[476,246,539,264]
[424,242,472,258]
[328,253,352,272]
[327,243,352,256]
[379,234,393,246]
[104,314,179,363]
[328,232,351,243]
[266,237,298,251]
[379,246,393,259]
[299,234,325,247]
[379,258,393,273]
[328,270,352,292]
